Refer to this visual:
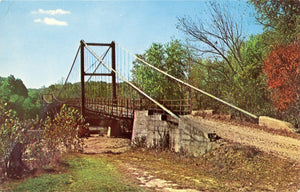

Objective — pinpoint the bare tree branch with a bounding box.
[177,2,245,73]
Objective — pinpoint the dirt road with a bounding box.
[190,116,300,163]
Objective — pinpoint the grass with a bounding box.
[3,153,143,192]
[7,174,70,192]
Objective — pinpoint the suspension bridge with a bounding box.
[43,40,258,136]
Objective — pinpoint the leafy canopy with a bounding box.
[0,75,41,119]
[248,0,300,43]
[131,40,189,100]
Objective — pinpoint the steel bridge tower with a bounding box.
[80,40,117,116]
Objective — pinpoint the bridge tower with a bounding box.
[80,40,117,116]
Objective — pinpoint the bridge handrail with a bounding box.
[85,97,192,116]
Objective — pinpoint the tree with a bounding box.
[131,40,189,100]
[228,35,272,115]
[264,43,300,124]
[0,75,28,99]
[0,101,88,178]
[248,0,300,43]
[0,75,41,119]
[177,3,273,116]
[177,2,245,74]
[189,58,229,110]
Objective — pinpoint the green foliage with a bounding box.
[189,59,230,111]
[0,75,41,120]
[0,100,45,179]
[43,105,87,153]
[248,0,300,44]
[132,40,189,100]
[0,75,28,99]
[176,3,275,117]
[186,34,273,116]
[227,35,272,115]
[0,101,89,179]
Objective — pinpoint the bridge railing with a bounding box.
[85,97,192,117]
[49,97,191,119]
[147,99,192,115]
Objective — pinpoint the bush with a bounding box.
[0,103,88,180]
[0,101,41,179]
[43,104,88,153]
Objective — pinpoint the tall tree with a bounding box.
[177,2,245,74]
[177,3,273,116]
[248,0,300,43]
[131,40,189,100]
[0,75,28,100]
[229,35,271,115]
[264,42,300,125]
[0,75,41,119]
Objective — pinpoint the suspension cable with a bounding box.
[57,45,80,99]
[82,41,179,119]
[116,42,258,119]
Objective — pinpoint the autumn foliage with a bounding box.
[264,43,300,111]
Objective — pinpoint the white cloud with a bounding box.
[34,17,68,26]
[31,8,71,15]
[34,18,42,23]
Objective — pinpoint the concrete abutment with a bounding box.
[132,111,220,156]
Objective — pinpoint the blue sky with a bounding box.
[0,0,263,89]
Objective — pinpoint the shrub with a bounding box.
[0,103,88,179]
[43,104,88,153]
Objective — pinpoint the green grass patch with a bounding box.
[5,154,142,192]
[8,174,70,192]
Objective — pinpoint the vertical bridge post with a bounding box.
[80,40,85,116]
[111,41,117,104]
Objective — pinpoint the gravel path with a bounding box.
[83,135,131,154]
[190,116,300,163]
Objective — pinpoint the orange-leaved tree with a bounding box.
[264,42,300,116]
